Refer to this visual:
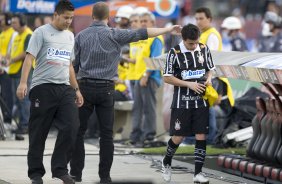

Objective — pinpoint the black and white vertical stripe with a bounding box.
[164,44,215,109]
[73,22,148,80]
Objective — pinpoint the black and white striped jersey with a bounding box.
[163,41,215,109]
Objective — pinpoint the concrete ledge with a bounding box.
[113,101,133,140]
[114,101,133,111]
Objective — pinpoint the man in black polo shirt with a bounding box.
[161,24,214,183]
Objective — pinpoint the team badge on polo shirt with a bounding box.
[174,119,181,130]
[35,99,40,108]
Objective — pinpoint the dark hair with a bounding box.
[55,0,74,15]
[13,13,27,26]
[181,24,200,41]
[0,12,12,25]
[92,2,109,20]
[196,7,212,20]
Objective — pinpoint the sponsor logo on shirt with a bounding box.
[181,69,205,80]
[47,47,71,61]
[181,95,201,101]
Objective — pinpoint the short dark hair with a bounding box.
[12,13,27,26]
[196,7,212,20]
[55,0,74,15]
[92,2,109,20]
[181,24,200,41]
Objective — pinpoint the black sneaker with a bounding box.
[57,174,75,184]
[70,174,82,182]
[31,176,43,184]
[100,177,112,184]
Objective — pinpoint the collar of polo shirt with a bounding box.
[179,41,201,53]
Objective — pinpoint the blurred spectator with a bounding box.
[33,17,42,30]
[221,16,248,51]
[195,7,222,50]
[7,13,32,134]
[123,12,144,98]
[257,11,282,52]
[114,5,133,29]
[43,16,52,24]
[0,12,16,126]
[129,11,164,146]
[263,0,280,15]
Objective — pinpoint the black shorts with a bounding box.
[169,107,209,136]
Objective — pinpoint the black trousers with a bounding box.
[70,79,114,179]
[0,72,13,123]
[28,84,79,179]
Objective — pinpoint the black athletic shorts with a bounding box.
[169,107,209,136]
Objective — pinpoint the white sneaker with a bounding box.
[161,159,171,182]
[193,172,209,183]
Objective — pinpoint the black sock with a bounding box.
[194,140,206,176]
[163,138,179,166]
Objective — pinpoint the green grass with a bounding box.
[139,145,246,155]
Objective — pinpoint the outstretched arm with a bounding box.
[147,25,182,38]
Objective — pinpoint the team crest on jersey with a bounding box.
[197,52,204,65]
[174,119,181,130]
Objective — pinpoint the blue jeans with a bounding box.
[207,107,217,144]
[130,78,158,142]
[11,77,30,128]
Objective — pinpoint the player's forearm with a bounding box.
[206,71,213,83]
[20,54,33,84]
[69,63,79,89]
[164,76,190,88]
[147,27,170,38]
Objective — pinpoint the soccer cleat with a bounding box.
[161,159,172,182]
[193,172,209,183]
